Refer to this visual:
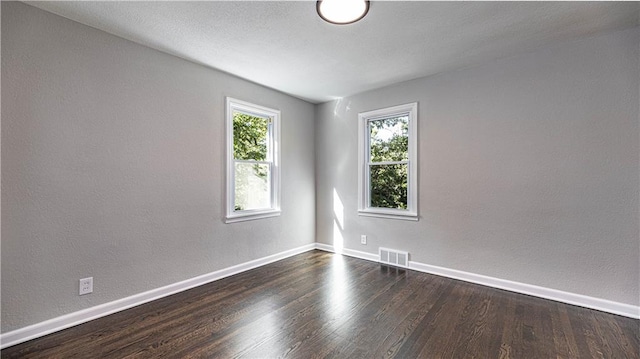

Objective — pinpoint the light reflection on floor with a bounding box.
[324,255,352,332]
[231,297,280,356]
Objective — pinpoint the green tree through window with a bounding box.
[233,112,270,211]
[233,113,268,162]
[226,97,280,223]
[368,116,409,209]
[358,102,417,220]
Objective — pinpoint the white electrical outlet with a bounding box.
[79,277,93,295]
[361,235,367,245]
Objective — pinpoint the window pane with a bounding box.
[370,163,408,209]
[233,112,269,161]
[369,116,408,162]
[234,162,271,211]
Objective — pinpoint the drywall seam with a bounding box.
[0,243,316,349]
[315,245,640,319]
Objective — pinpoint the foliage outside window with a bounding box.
[358,103,418,220]
[226,98,280,223]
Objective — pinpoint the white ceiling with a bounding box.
[27,1,639,104]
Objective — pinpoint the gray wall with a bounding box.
[2,0,639,335]
[316,27,639,306]
[2,2,315,332]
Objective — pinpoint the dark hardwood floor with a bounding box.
[3,250,638,358]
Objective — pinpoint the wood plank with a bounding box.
[3,251,638,358]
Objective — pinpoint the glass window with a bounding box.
[358,103,418,220]
[226,98,280,223]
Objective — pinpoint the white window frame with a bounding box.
[358,102,418,221]
[225,97,281,223]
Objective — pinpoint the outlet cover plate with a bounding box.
[79,277,93,295]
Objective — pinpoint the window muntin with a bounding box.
[359,103,418,220]
[226,98,280,223]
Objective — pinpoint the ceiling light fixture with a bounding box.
[317,0,370,25]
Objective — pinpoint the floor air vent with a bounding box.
[379,247,409,268]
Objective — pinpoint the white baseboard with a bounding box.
[3,243,637,349]
[314,243,378,262]
[315,244,640,319]
[408,261,640,319]
[0,243,316,349]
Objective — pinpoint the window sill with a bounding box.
[225,210,281,223]
[358,209,418,221]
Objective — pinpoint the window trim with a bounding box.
[358,102,418,221]
[225,97,281,223]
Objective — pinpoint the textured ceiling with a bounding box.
[27,1,640,103]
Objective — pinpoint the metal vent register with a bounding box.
[379,247,409,268]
